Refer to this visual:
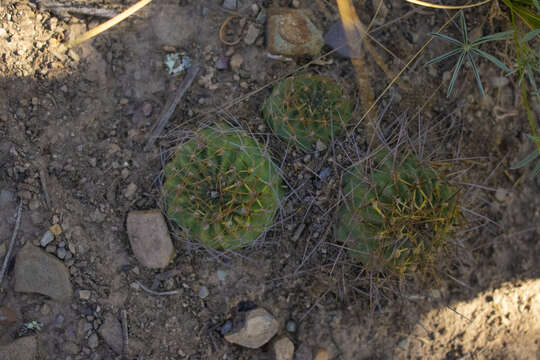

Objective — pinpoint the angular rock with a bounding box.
[267,8,323,57]
[99,313,123,354]
[0,336,38,360]
[224,307,279,349]
[14,245,73,302]
[126,210,175,269]
[273,336,294,360]
[244,24,261,45]
[39,230,54,247]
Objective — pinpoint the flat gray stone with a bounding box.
[0,336,38,360]
[14,245,72,302]
[224,308,279,349]
[126,210,175,269]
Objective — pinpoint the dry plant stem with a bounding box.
[39,167,51,209]
[0,199,22,288]
[219,16,242,46]
[406,0,491,10]
[144,64,199,151]
[337,0,408,90]
[38,1,119,18]
[121,309,129,360]
[336,0,378,133]
[135,280,180,296]
[68,0,153,47]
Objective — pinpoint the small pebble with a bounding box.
[319,167,332,181]
[397,337,409,349]
[56,247,67,259]
[40,230,54,247]
[142,102,152,117]
[230,54,244,72]
[315,140,327,152]
[199,285,209,299]
[251,4,259,16]
[220,320,233,336]
[286,320,297,333]
[216,55,229,70]
[79,290,91,300]
[88,333,99,349]
[495,188,508,203]
[244,24,260,45]
[314,348,329,360]
[217,270,227,282]
[124,183,137,199]
[222,0,237,10]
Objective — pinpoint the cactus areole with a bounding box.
[263,74,351,150]
[338,151,460,275]
[163,126,282,249]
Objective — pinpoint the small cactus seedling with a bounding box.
[163,126,282,249]
[337,150,460,277]
[263,74,351,150]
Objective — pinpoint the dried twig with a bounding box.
[134,280,180,296]
[144,64,200,150]
[39,167,51,209]
[68,0,153,47]
[121,309,129,360]
[0,199,23,288]
[38,1,120,19]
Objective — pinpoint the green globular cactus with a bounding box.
[337,150,460,276]
[163,126,282,249]
[263,74,351,150]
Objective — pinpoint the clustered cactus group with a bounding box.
[337,150,460,276]
[263,74,351,150]
[162,74,461,281]
[163,126,282,250]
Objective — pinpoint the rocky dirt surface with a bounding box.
[0,0,539,359]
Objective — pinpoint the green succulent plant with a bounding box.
[263,74,352,150]
[337,150,460,276]
[163,125,282,249]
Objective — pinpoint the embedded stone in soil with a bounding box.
[224,307,279,349]
[126,209,175,269]
[0,335,38,360]
[14,244,73,302]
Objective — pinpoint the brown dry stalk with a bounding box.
[336,0,378,128]
[68,0,153,47]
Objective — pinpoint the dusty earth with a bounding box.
[0,0,539,359]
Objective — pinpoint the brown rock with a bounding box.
[267,8,323,57]
[14,245,73,302]
[224,308,279,349]
[273,336,294,360]
[126,210,175,269]
[230,53,244,72]
[0,336,38,360]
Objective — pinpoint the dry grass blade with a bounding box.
[68,0,153,47]
[0,199,22,288]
